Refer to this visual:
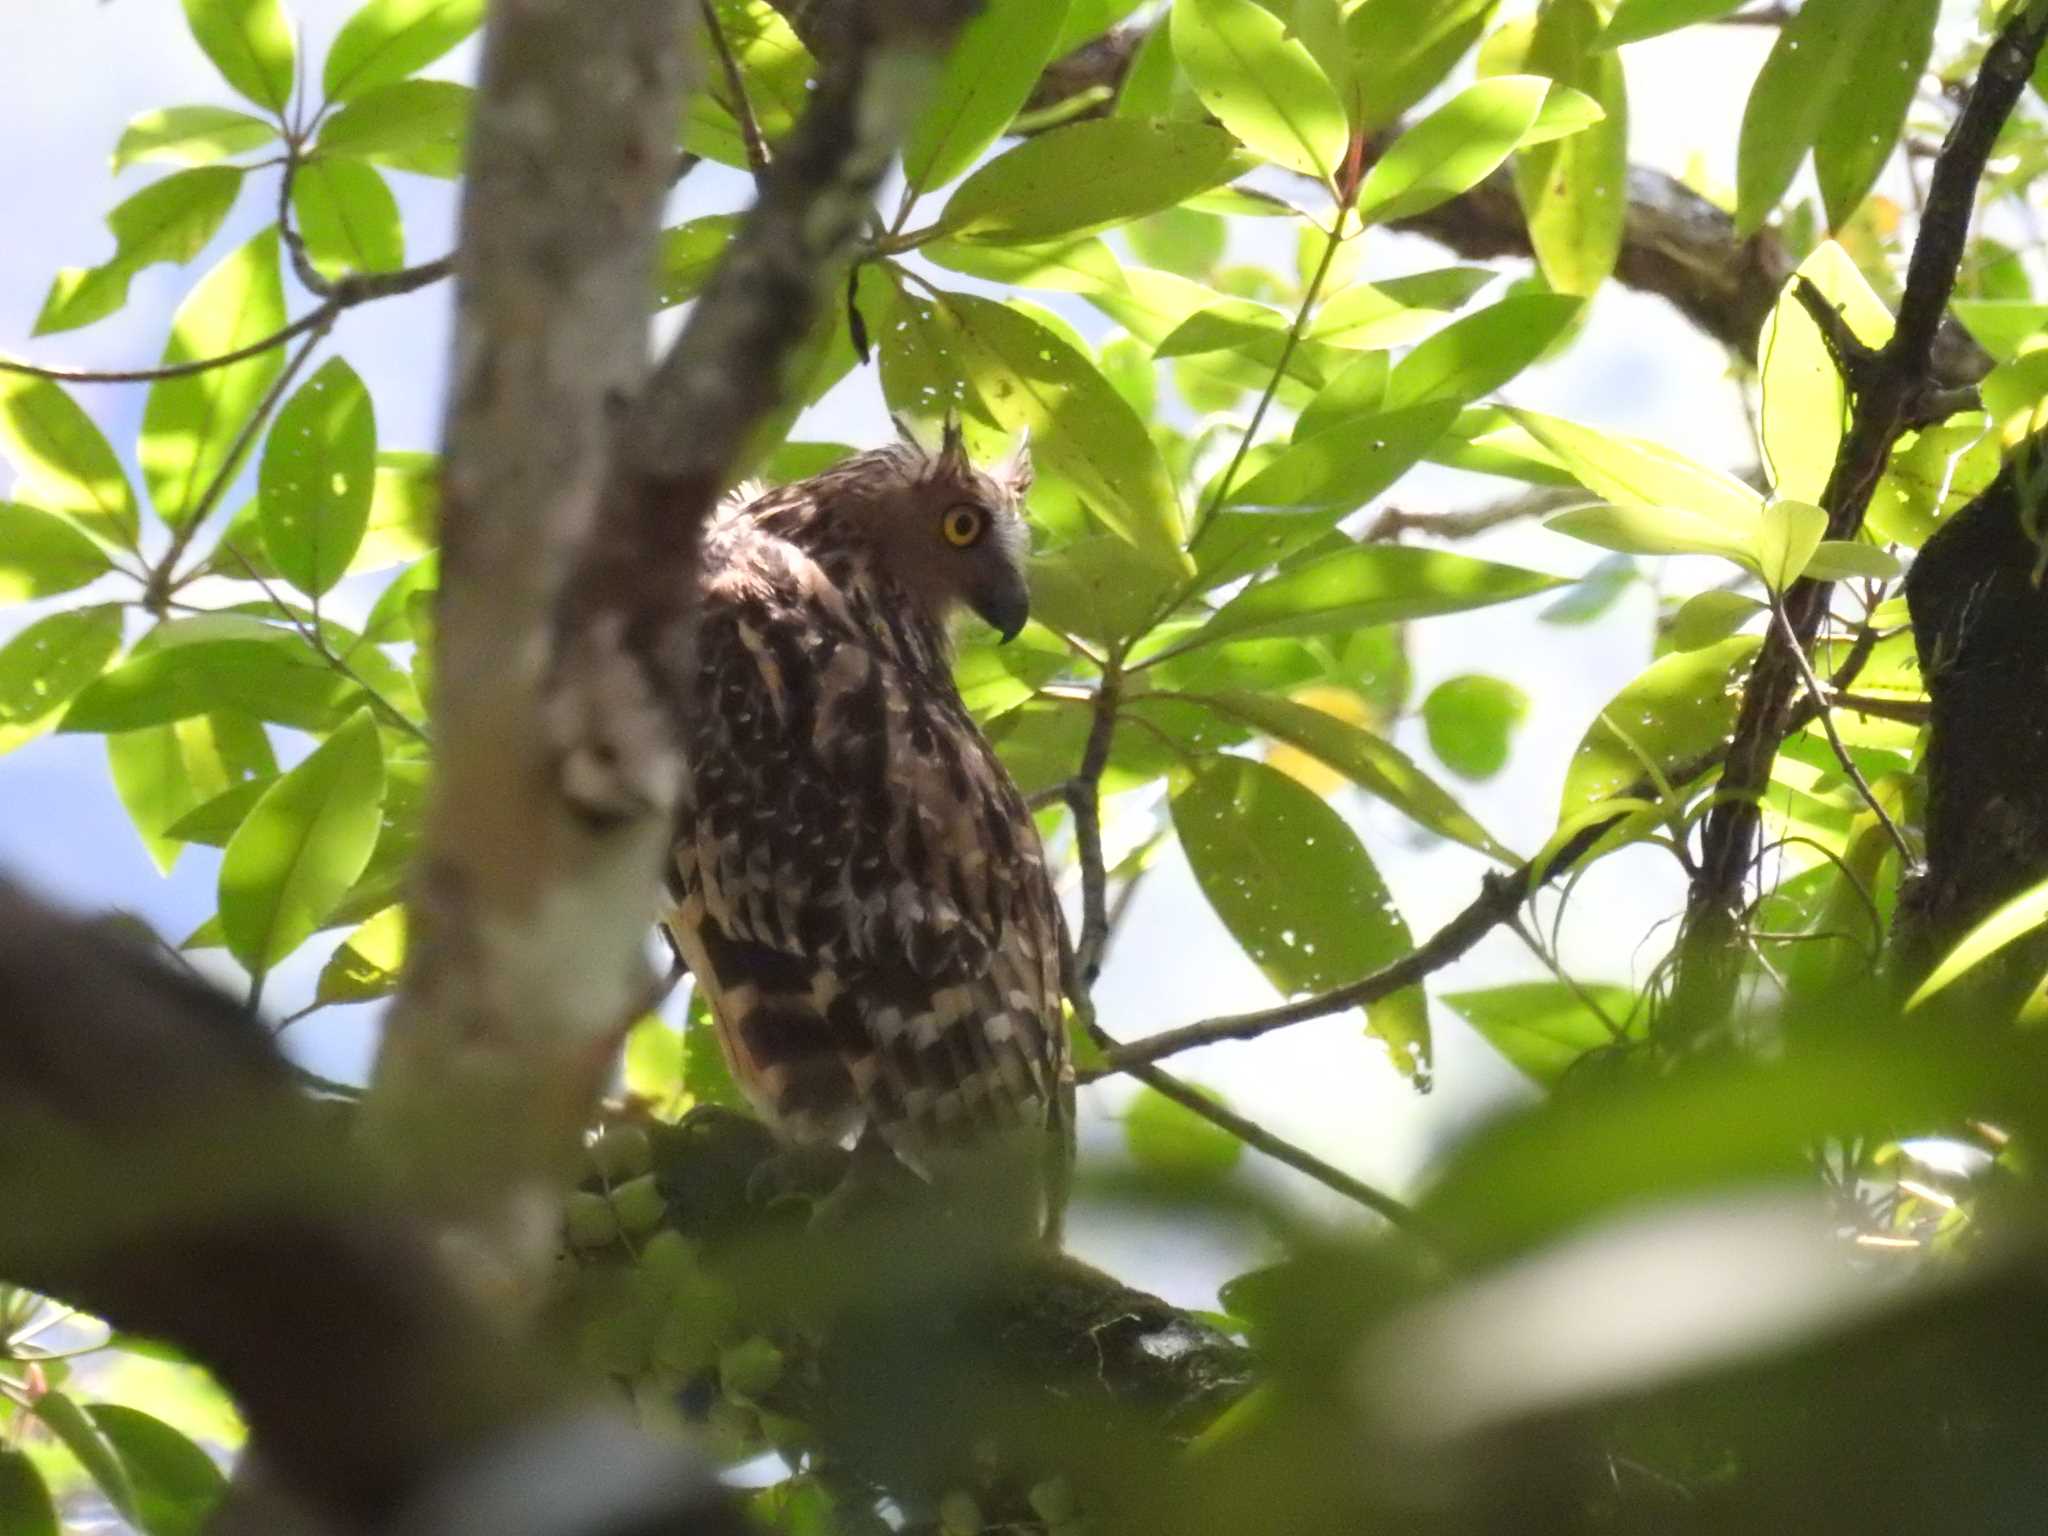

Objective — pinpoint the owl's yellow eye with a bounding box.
[941,505,987,548]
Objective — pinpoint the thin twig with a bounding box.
[218,540,433,746]
[1066,665,1121,984]
[1772,599,1916,866]
[701,0,771,177]
[278,135,335,299]
[147,317,334,609]
[1829,690,1930,726]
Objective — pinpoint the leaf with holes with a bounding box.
[0,605,123,755]
[259,357,377,597]
[1172,755,1426,1078]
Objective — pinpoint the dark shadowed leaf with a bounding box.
[0,376,139,551]
[941,120,1244,245]
[290,158,404,278]
[0,502,113,601]
[323,0,485,102]
[140,230,286,531]
[0,1451,57,1536]
[181,0,296,113]
[903,0,1073,193]
[87,1405,226,1536]
[219,706,385,973]
[1171,0,1349,183]
[30,1390,136,1522]
[315,902,407,1004]
[1172,756,1425,1077]
[112,105,277,171]
[259,357,377,596]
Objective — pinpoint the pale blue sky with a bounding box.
[0,3,1786,1298]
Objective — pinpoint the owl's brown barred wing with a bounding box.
[670,586,1068,1183]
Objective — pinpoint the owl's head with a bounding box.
[838,415,1035,643]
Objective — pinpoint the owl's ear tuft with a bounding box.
[935,410,973,481]
[999,430,1033,499]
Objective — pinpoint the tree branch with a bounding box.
[1671,0,2048,1035]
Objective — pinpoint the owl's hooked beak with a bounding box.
[970,566,1031,643]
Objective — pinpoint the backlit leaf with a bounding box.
[1384,293,1581,410]
[1599,0,1746,48]
[109,707,275,873]
[324,0,485,102]
[30,1391,135,1522]
[656,215,740,309]
[182,0,296,113]
[1423,673,1528,781]
[0,502,113,601]
[315,902,407,1004]
[1513,0,1627,297]
[1757,498,1827,590]
[65,614,358,732]
[140,229,286,531]
[1355,76,1555,225]
[0,605,123,755]
[1908,873,2048,1010]
[87,1405,226,1536]
[1512,407,1763,534]
[35,167,245,336]
[941,120,1244,245]
[290,158,404,278]
[259,357,377,596]
[1124,1084,1244,1184]
[1443,980,1635,1086]
[1345,0,1499,129]
[1226,401,1458,513]
[113,105,276,172]
[903,0,1074,193]
[1559,634,1761,818]
[0,375,139,550]
[1757,241,1895,503]
[1172,0,1350,184]
[316,79,472,177]
[219,706,385,973]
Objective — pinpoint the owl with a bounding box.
[664,420,1071,1239]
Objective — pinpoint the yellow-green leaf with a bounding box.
[35,167,246,336]
[1355,76,1554,225]
[903,0,1074,192]
[1559,634,1762,819]
[1907,874,2048,1010]
[1757,240,1895,503]
[0,502,114,601]
[1172,0,1350,184]
[940,119,1244,245]
[324,0,485,102]
[1514,0,1627,297]
[1345,0,1499,130]
[290,158,404,279]
[181,0,296,113]
[0,375,139,551]
[259,357,377,597]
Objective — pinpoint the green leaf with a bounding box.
[316,80,472,177]
[1666,589,1762,652]
[1172,756,1425,1078]
[1757,240,1895,503]
[164,775,274,845]
[656,215,741,309]
[1545,503,1756,566]
[0,375,140,551]
[1199,687,1512,859]
[1803,539,1901,581]
[683,2,816,169]
[1384,293,1582,410]
[903,0,1074,193]
[324,0,485,102]
[1226,401,1459,512]
[1511,407,1763,534]
[0,1450,57,1536]
[1907,874,2048,1010]
[35,167,246,336]
[30,1390,136,1522]
[1345,0,1499,130]
[182,0,296,112]
[1951,300,2048,364]
[1811,0,1937,232]
[1756,498,1827,590]
[941,120,1244,245]
[942,291,1188,569]
[1124,1084,1244,1184]
[1171,0,1350,184]
[1355,76,1554,225]
[109,708,275,873]
[220,707,385,974]
[1599,0,1746,48]
[290,158,404,278]
[1514,0,1627,297]
[1735,0,1936,236]
[0,605,123,753]
[0,502,114,601]
[1423,673,1528,781]
[65,614,357,732]
[1029,535,1180,646]
[259,357,377,596]
[87,1405,226,1536]
[1293,351,1389,440]
[1540,551,1636,625]
[1189,542,1563,651]
[140,229,287,531]
[1442,981,1634,1086]
[315,902,407,1004]
[1559,634,1762,818]
[112,105,278,172]
[355,450,439,572]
